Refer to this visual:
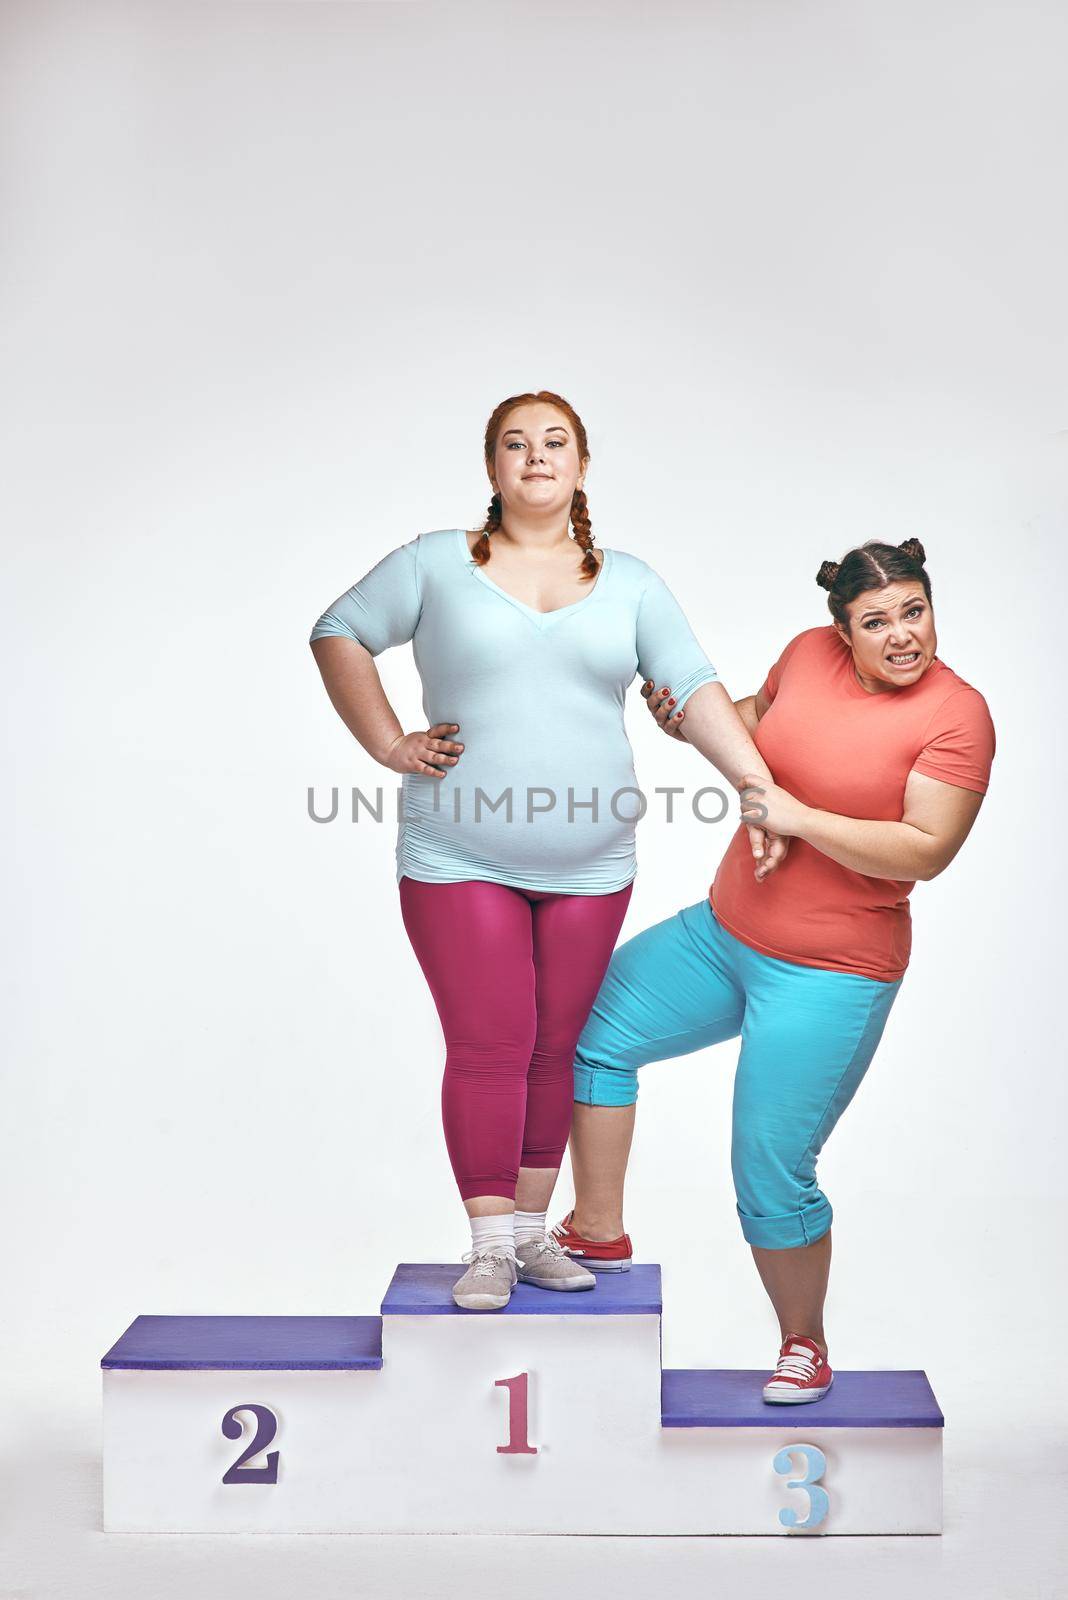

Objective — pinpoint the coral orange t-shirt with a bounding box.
[710,626,996,982]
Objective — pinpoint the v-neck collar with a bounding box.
[455,527,612,630]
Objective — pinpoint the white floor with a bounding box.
[4,1398,1065,1600]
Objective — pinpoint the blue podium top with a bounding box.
[661,1368,944,1428]
[382,1263,663,1316]
[101,1315,384,1371]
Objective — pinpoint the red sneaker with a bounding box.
[762,1333,834,1403]
[549,1210,632,1272]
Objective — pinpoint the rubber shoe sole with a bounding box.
[561,1252,631,1273]
[452,1287,512,1311]
[762,1373,834,1404]
[516,1267,596,1292]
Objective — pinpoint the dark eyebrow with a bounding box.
[502,425,569,438]
[857,593,926,622]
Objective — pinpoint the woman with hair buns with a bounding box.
[551,538,995,1402]
[309,390,786,1310]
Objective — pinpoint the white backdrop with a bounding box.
[2,2,1065,1595]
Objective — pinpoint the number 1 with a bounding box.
[495,1372,537,1455]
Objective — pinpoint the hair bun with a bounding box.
[815,558,840,591]
[898,536,927,566]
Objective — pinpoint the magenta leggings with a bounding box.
[398,876,633,1202]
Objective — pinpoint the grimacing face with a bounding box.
[489,403,587,521]
[836,580,938,691]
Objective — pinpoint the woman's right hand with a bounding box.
[641,679,688,739]
[642,679,791,882]
[382,723,464,777]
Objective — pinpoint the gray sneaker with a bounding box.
[515,1232,597,1291]
[452,1249,518,1311]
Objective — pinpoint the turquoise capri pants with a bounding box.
[572,899,903,1250]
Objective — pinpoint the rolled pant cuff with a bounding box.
[738,1201,833,1249]
[573,1062,638,1108]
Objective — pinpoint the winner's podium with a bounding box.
[101,1265,942,1535]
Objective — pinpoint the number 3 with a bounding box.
[773,1443,829,1530]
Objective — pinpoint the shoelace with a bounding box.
[460,1249,515,1278]
[772,1348,820,1383]
[519,1234,567,1262]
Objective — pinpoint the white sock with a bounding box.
[469,1213,515,1258]
[514,1209,547,1244]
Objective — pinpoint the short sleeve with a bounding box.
[911,687,996,794]
[309,536,423,655]
[634,566,718,711]
[760,631,811,704]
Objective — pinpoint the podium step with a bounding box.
[101,1315,383,1371]
[661,1367,944,1428]
[382,1261,662,1316]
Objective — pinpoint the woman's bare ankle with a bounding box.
[570,1209,625,1242]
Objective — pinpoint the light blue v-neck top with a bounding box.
[310,528,718,893]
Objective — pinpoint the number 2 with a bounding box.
[221,1403,280,1484]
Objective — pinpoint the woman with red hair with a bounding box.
[310,390,784,1309]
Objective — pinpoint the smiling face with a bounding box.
[836,581,938,692]
[489,402,587,521]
